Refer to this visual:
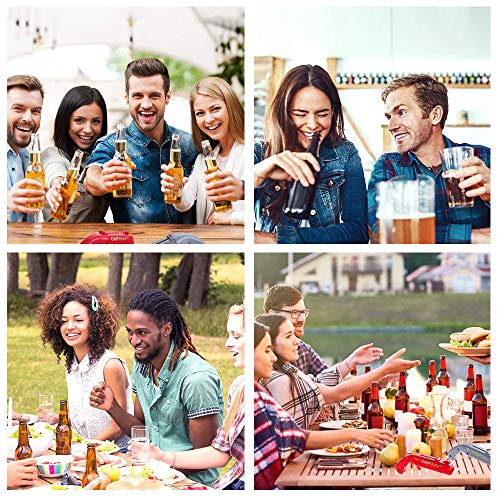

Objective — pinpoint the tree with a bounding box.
[26,253,49,294]
[106,253,124,303]
[7,253,19,295]
[121,253,161,308]
[45,254,82,294]
[170,254,211,309]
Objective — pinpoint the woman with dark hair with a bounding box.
[38,284,133,448]
[254,64,368,243]
[43,85,108,222]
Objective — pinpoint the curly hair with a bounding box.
[38,284,121,372]
[127,289,202,371]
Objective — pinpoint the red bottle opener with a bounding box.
[80,230,134,244]
[396,454,454,475]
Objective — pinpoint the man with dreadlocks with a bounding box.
[89,289,224,486]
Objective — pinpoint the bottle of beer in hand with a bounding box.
[426,360,438,393]
[463,364,475,418]
[25,132,45,208]
[50,149,84,221]
[201,139,232,212]
[437,355,450,388]
[367,383,384,429]
[395,371,410,417]
[164,133,184,204]
[361,366,372,420]
[112,122,133,198]
[15,418,33,460]
[472,374,488,435]
[56,400,72,455]
[282,132,321,219]
[82,443,100,489]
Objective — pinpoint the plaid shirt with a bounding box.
[367,135,490,243]
[211,375,245,489]
[254,381,308,490]
[293,340,342,386]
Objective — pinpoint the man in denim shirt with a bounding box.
[368,74,490,243]
[7,75,46,222]
[84,58,198,223]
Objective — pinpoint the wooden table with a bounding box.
[7,223,244,245]
[276,435,490,489]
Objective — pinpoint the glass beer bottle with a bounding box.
[367,383,384,429]
[426,360,438,393]
[82,443,100,489]
[25,132,45,208]
[395,371,410,417]
[437,355,450,388]
[361,366,372,420]
[282,132,321,219]
[15,418,33,460]
[348,368,360,403]
[472,374,488,436]
[164,133,184,204]
[463,364,475,418]
[56,400,72,455]
[201,139,232,212]
[50,149,84,221]
[113,122,133,198]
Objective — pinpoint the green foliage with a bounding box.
[213,25,244,88]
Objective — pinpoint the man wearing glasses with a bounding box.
[263,284,383,384]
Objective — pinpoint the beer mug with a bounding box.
[440,146,474,208]
[376,176,435,244]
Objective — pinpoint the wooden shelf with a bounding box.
[337,83,490,90]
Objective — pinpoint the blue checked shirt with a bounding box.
[367,135,490,243]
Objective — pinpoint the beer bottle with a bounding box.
[472,374,488,436]
[348,368,360,403]
[282,132,321,219]
[426,360,438,393]
[367,383,384,429]
[164,133,184,204]
[15,418,33,460]
[25,132,45,208]
[437,355,450,388]
[82,443,100,489]
[50,149,84,221]
[395,371,410,417]
[463,364,475,418]
[112,122,133,198]
[55,400,72,455]
[201,139,232,212]
[361,366,372,420]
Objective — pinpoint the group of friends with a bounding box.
[7,58,244,225]
[8,286,245,490]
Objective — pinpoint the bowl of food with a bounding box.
[36,454,74,478]
[7,422,54,459]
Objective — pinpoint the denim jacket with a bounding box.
[87,120,198,223]
[254,140,368,243]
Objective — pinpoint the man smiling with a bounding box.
[84,58,198,223]
[368,74,490,243]
[7,75,46,221]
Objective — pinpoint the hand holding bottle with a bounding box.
[160,166,188,197]
[8,178,46,213]
[205,170,243,202]
[101,158,134,194]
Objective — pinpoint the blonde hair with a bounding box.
[189,77,244,151]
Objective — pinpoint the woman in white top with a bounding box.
[38,284,133,448]
[161,77,244,225]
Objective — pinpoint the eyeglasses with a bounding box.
[278,308,310,319]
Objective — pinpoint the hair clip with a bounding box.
[91,295,99,311]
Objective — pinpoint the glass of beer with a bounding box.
[376,176,435,244]
[440,146,474,208]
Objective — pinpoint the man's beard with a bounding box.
[134,345,161,365]
[7,123,32,149]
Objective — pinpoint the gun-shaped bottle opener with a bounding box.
[448,444,490,465]
[396,454,454,475]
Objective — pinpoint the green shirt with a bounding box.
[132,343,223,485]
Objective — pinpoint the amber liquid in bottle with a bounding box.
[463,364,475,418]
[112,122,133,198]
[82,443,100,489]
[426,360,438,393]
[395,371,410,415]
[56,400,72,455]
[164,134,183,204]
[367,383,384,429]
[437,355,450,388]
[25,133,45,209]
[15,418,33,460]
[361,366,372,420]
[472,374,488,435]
[204,157,232,212]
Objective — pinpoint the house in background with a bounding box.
[281,253,405,296]
[406,253,490,293]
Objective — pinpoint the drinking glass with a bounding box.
[440,146,475,208]
[38,393,54,420]
[131,425,150,464]
[455,426,474,445]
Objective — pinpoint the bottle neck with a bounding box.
[398,373,406,389]
[439,357,447,371]
[370,384,379,401]
[467,365,475,381]
[475,375,484,393]
[428,362,436,377]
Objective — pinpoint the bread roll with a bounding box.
[450,332,470,342]
[106,480,135,490]
[470,328,488,343]
[462,326,485,337]
[477,339,490,348]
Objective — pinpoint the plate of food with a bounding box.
[440,326,490,357]
[71,453,127,472]
[71,439,120,456]
[319,419,367,430]
[309,443,369,457]
[120,462,186,485]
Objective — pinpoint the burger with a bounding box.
[449,327,490,347]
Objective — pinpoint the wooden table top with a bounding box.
[7,223,244,245]
[276,435,491,489]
